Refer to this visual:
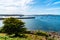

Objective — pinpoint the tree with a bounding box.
[1,17,26,37]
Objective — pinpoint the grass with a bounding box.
[0,33,47,40]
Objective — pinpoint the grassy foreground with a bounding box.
[0,33,47,40]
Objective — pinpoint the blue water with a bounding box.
[0,15,60,32]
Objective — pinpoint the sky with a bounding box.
[0,0,60,15]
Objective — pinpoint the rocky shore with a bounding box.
[48,32,60,40]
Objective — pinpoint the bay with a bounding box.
[0,15,60,32]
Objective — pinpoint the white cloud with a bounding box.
[46,0,53,6]
[52,1,60,5]
[0,0,34,14]
[45,8,60,10]
[30,7,60,15]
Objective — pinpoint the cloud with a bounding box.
[46,0,53,6]
[30,7,60,15]
[53,1,60,5]
[0,0,34,14]
[47,0,60,6]
[45,8,60,10]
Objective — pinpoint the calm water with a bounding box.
[0,15,60,32]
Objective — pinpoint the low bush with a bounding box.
[36,31,49,37]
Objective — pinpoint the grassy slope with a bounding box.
[0,33,46,40]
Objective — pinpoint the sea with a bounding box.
[0,15,60,32]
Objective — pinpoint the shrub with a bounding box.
[36,31,49,37]
[1,17,26,37]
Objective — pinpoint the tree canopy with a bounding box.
[1,17,26,36]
